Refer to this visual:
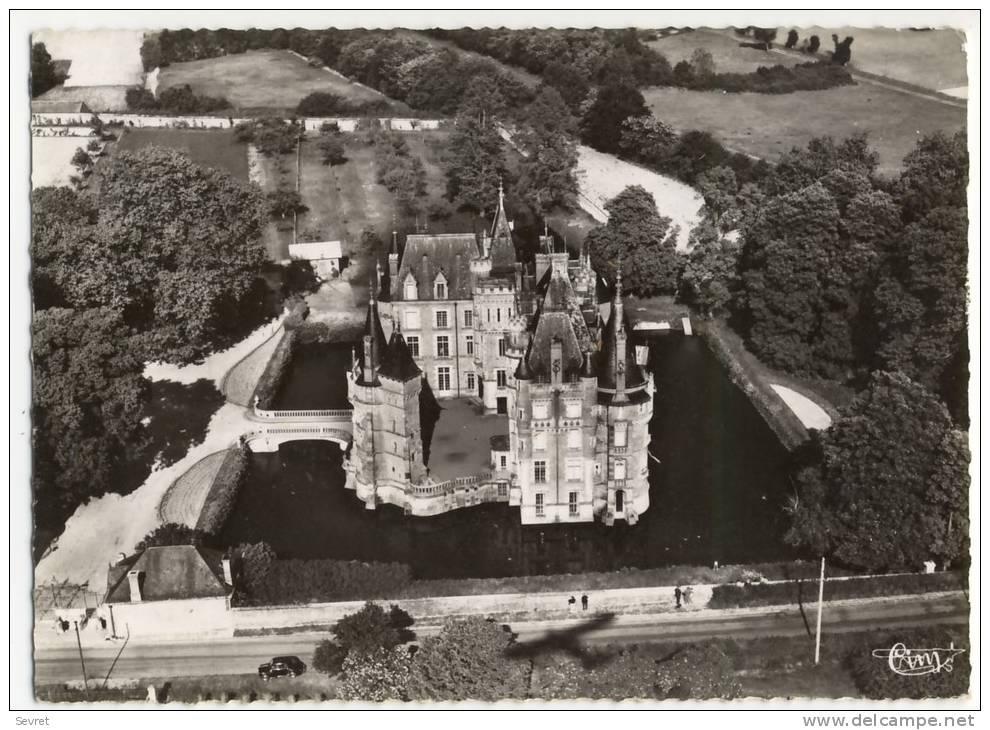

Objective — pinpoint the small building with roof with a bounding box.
[288,240,345,279]
[99,545,235,638]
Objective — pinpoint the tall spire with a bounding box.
[614,260,624,329]
[488,175,516,274]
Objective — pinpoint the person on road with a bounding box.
[674,586,683,608]
[683,586,694,605]
[581,594,589,611]
[568,596,576,613]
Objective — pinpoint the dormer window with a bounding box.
[434,271,448,300]
[403,273,418,301]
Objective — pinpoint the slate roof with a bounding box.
[105,546,229,603]
[488,190,517,275]
[357,296,389,385]
[523,267,595,380]
[598,298,648,392]
[392,234,479,301]
[378,323,422,382]
[490,434,510,451]
[31,99,91,114]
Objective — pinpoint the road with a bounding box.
[34,593,968,685]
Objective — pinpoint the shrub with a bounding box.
[296,92,355,116]
[135,523,209,551]
[267,188,307,219]
[195,446,250,534]
[125,84,229,113]
[239,559,413,605]
[234,118,303,156]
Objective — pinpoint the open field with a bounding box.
[642,83,966,176]
[648,28,807,74]
[115,127,250,180]
[31,135,96,188]
[158,49,396,114]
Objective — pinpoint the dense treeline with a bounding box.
[125,84,230,114]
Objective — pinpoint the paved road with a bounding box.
[34,593,968,685]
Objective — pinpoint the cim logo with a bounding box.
[872,642,965,676]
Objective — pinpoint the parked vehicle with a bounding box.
[258,655,307,681]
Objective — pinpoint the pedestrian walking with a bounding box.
[581,594,589,611]
[568,596,576,613]
[683,586,694,605]
[674,586,682,609]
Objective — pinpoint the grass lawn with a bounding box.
[647,28,807,74]
[642,82,966,176]
[158,49,398,114]
[115,127,250,180]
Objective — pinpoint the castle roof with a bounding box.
[378,322,422,382]
[488,182,517,275]
[598,287,647,392]
[104,546,229,604]
[357,294,389,385]
[392,233,479,301]
[522,266,594,380]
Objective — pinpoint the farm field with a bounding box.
[115,127,250,180]
[642,82,966,176]
[157,49,398,114]
[647,28,807,74]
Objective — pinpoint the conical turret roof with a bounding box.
[598,271,646,391]
[357,288,389,385]
[488,178,517,275]
[379,319,422,382]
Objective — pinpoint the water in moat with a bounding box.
[221,336,797,578]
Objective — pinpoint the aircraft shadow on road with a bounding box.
[503,612,618,669]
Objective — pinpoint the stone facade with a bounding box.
[348,189,654,525]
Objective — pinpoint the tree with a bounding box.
[655,643,741,699]
[831,35,854,66]
[586,185,682,297]
[514,86,579,213]
[785,372,970,572]
[808,35,821,54]
[767,134,878,197]
[696,165,740,231]
[71,148,92,172]
[236,541,276,597]
[296,91,353,116]
[785,30,800,49]
[234,117,302,156]
[690,48,716,78]
[69,147,269,363]
[752,27,778,50]
[872,207,968,390]
[31,42,58,97]
[312,602,415,675]
[318,133,347,166]
[267,188,307,219]
[31,186,97,309]
[406,617,529,701]
[617,114,677,167]
[896,131,968,222]
[673,60,696,85]
[140,34,163,70]
[680,223,740,317]
[32,307,149,533]
[579,83,649,154]
[339,646,413,702]
[542,60,591,111]
[135,523,208,551]
[443,78,507,212]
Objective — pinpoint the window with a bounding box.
[466,372,475,391]
[437,367,451,391]
[436,335,450,358]
[534,461,547,484]
[406,336,419,357]
[569,491,579,516]
[487,308,492,323]
[567,429,581,450]
[567,460,582,481]
[403,275,418,301]
[498,338,507,356]
[497,308,501,323]
[533,432,547,451]
[435,279,447,300]
[496,370,507,387]
[498,482,508,498]
[565,401,582,419]
[535,492,545,517]
[464,309,473,327]
[614,421,628,447]
[614,459,626,480]
[435,310,448,328]
[532,401,549,419]
[404,309,420,330]
[465,335,474,355]
[499,455,507,469]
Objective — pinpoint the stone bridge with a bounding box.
[242,405,353,453]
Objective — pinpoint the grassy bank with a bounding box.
[251,328,299,409]
[196,446,251,534]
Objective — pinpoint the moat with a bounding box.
[221,335,796,579]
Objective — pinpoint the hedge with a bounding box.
[195,446,250,534]
[848,626,970,699]
[676,62,854,95]
[238,559,412,606]
[250,328,298,409]
[708,571,966,609]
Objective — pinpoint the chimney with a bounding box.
[421,254,429,293]
[221,554,234,587]
[127,570,143,603]
[388,231,399,278]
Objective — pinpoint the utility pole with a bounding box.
[814,556,825,665]
[74,620,90,699]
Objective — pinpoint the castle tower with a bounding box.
[346,288,427,510]
[595,270,654,525]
